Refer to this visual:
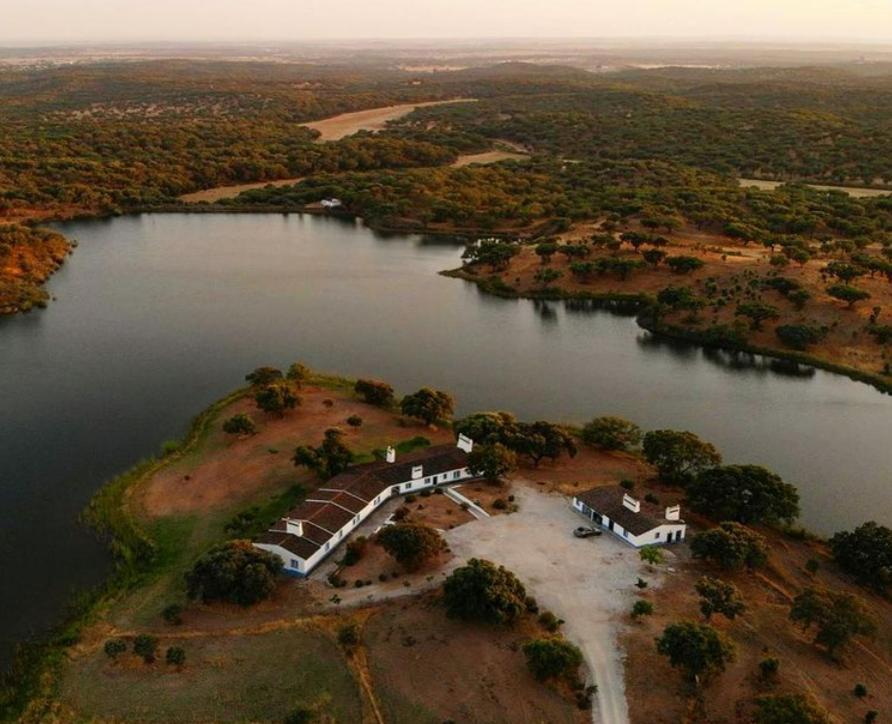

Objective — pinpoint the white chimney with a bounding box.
[457,434,474,453]
[385,446,396,463]
[412,465,423,480]
[665,505,681,521]
[285,519,303,536]
[622,494,641,513]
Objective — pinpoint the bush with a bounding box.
[492,498,508,510]
[758,657,779,681]
[103,639,127,659]
[538,611,562,632]
[185,540,283,606]
[524,596,539,613]
[160,439,181,457]
[165,646,186,666]
[222,413,257,436]
[133,634,158,663]
[354,378,395,407]
[376,524,443,571]
[754,694,830,724]
[284,707,316,724]
[337,623,360,649]
[523,638,583,681]
[631,600,654,620]
[443,558,526,625]
[690,522,768,570]
[343,536,367,566]
[161,603,183,625]
[805,558,820,575]
[346,415,363,427]
[854,683,868,698]
[775,324,826,351]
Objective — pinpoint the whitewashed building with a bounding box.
[572,485,686,547]
[255,435,475,576]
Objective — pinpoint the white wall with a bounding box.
[572,496,686,548]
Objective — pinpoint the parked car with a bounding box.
[573,526,602,538]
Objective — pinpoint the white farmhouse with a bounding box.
[320,198,342,209]
[572,485,686,547]
[255,435,475,576]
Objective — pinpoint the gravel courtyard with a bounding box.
[445,483,667,724]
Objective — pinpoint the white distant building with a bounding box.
[320,198,342,209]
[572,485,686,547]
[255,435,475,576]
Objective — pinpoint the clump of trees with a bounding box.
[253,381,299,417]
[185,540,282,606]
[293,428,354,480]
[354,378,395,407]
[376,524,443,571]
[690,522,768,571]
[829,521,892,594]
[775,324,826,351]
[581,416,641,451]
[442,558,527,625]
[453,412,577,467]
[642,429,721,484]
[400,387,455,425]
[686,465,800,526]
[753,694,830,724]
[522,638,584,682]
[789,588,876,658]
[655,621,735,684]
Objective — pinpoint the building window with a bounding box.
[325,542,330,551]
[654,532,660,539]
[290,559,301,569]
[403,482,411,490]
[453,471,460,479]
[623,530,629,538]
[425,477,431,485]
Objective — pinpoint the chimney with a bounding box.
[665,505,681,521]
[457,433,474,453]
[412,465,423,480]
[622,494,641,513]
[285,518,303,537]
[385,446,396,463]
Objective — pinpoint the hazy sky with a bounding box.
[3,0,892,43]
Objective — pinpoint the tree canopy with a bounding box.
[642,429,722,484]
[293,428,354,480]
[376,524,443,571]
[690,522,769,571]
[400,387,455,425]
[442,558,527,625]
[829,521,892,594]
[686,465,800,525]
[655,621,735,684]
[185,540,282,606]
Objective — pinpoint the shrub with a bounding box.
[346,415,362,428]
[342,536,367,566]
[165,646,186,666]
[690,522,768,570]
[854,683,868,698]
[337,623,360,649]
[160,439,181,457]
[103,639,127,659]
[631,600,654,620]
[161,603,183,625]
[775,324,826,351]
[524,596,539,613]
[222,413,257,436]
[754,694,830,724]
[492,498,508,510]
[522,638,584,681]
[354,378,395,406]
[538,610,562,632]
[443,558,526,625]
[284,708,316,724]
[185,540,282,606]
[133,634,158,663]
[376,524,443,571]
[805,558,820,575]
[758,657,779,681]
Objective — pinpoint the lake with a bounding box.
[1,212,890,670]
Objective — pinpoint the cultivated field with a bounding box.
[302,99,476,141]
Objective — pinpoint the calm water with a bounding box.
[1,212,890,668]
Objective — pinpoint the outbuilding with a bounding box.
[572,485,686,547]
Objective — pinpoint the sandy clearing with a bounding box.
[179,177,304,203]
[302,98,476,141]
[445,483,668,724]
[739,177,892,198]
[452,150,530,167]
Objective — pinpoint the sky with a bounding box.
[3,0,892,43]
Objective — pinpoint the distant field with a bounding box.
[452,149,529,167]
[302,99,476,141]
[179,178,304,203]
[739,177,892,198]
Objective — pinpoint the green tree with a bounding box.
[534,267,562,289]
[443,558,527,625]
[222,413,257,436]
[245,366,283,387]
[286,362,310,387]
[640,546,665,566]
[522,638,584,681]
[826,284,871,308]
[789,588,876,657]
[631,600,654,620]
[103,639,127,659]
[655,621,735,684]
[354,378,395,407]
[666,256,705,274]
[376,524,443,571]
[642,248,667,267]
[581,416,642,451]
[467,442,516,484]
[400,387,455,425]
[829,521,892,593]
[293,428,354,480]
[535,241,559,264]
[642,429,721,484]
[775,324,825,351]
[508,421,577,467]
[686,465,800,525]
[254,382,298,417]
[185,540,282,606]
[133,634,158,663]
[453,411,517,445]
[690,522,768,571]
[754,694,830,724]
[695,576,746,621]
[337,623,360,649]
[735,302,780,331]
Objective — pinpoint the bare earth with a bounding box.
[302,99,476,141]
[178,177,304,203]
[452,150,530,167]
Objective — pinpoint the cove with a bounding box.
[1,211,890,670]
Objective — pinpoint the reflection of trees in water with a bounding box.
[638,333,816,380]
[562,297,640,318]
[416,234,469,248]
[533,299,558,323]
